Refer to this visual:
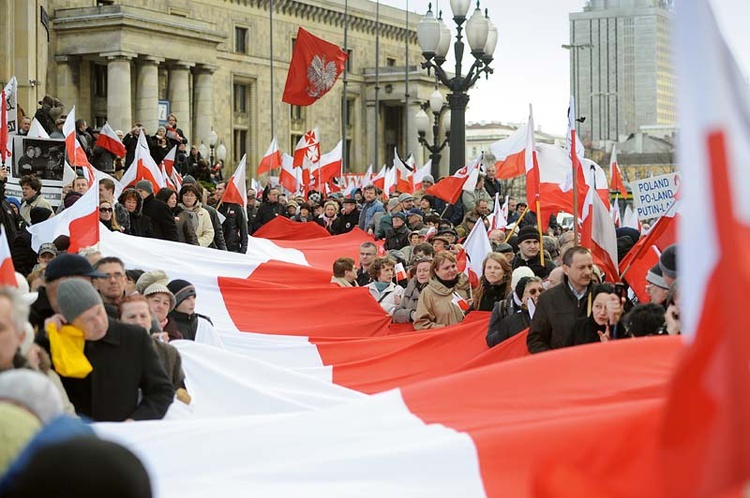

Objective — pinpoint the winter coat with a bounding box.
[511,253,554,279]
[413,274,471,330]
[461,188,493,215]
[527,277,595,353]
[204,204,227,250]
[486,308,531,347]
[219,202,248,253]
[366,281,404,316]
[254,201,286,231]
[180,202,214,247]
[169,309,214,341]
[384,224,410,251]
[172,206,199,245]
[474,279,510,312]
[118,189,152,238]
[317,214,337,234]
[392,279,428,323]
[19,193,53,225]
[141,193,179,242]
[331,208,360,235]
[358,199,384,231]
[246,204,260,235]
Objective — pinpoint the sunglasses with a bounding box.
[99,207,113,213]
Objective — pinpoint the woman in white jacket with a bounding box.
[178,184,214,247]
[366,257,404,316]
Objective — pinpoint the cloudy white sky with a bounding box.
[380,0,750,135]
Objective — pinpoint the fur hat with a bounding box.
[517,225,540,244]
[56,279,103,323]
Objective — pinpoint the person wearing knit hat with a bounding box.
[166,279,220,345]
[29,207,52,225]
[486,276,543,348]
[645,264,669,305]
[136,271,179,339]
[51,281,173,422]
[511,225,553,279]
[659,244,677,286]
[135,180,153,196]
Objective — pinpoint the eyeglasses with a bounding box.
[98,272,125,280]
[99,207,113,213]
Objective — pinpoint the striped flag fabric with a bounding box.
[95,122,127,157]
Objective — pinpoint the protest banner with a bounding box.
[630,172,679,221]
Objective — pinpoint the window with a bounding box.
[345,139,352,172]
[346,49,353,72]
[346,99,354,127]
[234,83,249,113]
[234,129,248,160]
[235,27,248,54]
[386,57,396,67]
[93,64,107,98]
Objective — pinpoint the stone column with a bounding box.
[135,56,162,133]
[168,61,193,143]
[192,65,216,148]
[54,55,79,116]
[365,101,377,173]
[103,52,134,133]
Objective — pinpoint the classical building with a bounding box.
[567,0,675,149]
[2,0,442,175]
[466,121,563,164]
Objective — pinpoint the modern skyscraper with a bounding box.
[567,0,675,148]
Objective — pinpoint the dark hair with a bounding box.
[423,214,441,226]
[562,246,591,266]
[623,303,666,337]
[333,257,355,277]
[591,283,616,301]
[412,242,435,259]
[155,187,177,204]
[19,175,42,192]
[368,256,395,280]
[125,269,144,284]
[94,256,125,271]
[420,195,435,209]
[99,178,116,192]
[178,184,201,204]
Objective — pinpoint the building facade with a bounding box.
[568,0,675,149]
[2,0,441,175]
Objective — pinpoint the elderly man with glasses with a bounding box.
[356,242,378,287]
[92,257,128,318]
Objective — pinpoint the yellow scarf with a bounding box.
[46,322,93,379]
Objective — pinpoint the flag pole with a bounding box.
[374,0,380,172]
[536,199,544,265]
[269,0,275,143]
[404,0,410,159]
[342,0,349,173]
[504,205,529,243]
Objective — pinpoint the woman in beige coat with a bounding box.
[413,252,471,330]
[178,184,215,247]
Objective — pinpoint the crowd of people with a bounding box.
[0,103,682,497]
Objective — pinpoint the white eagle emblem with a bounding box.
[306,55,338,99]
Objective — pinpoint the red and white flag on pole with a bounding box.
[279,153,300,194]
[580,186,619,282]
[490,122,529,180]
[610,195,622,228]
[659,2,750,493]
[282,28,348,107]
[609,144,628,198]
[524,105,541,205]
[0,77,18,166]
[413,161,432,191]
[120,130,166,193]
[95,122,127,158]
[461,218,492,287]
[293,129,320,191]
[222,155,247,209]
[424,156,481,204]
[0,226,17,287]
[159,146,182,191]
[63,107,97,187]
[394,149,414,194]
[488,193,508,231]
[312,140,342,188]
[27,184,100,253]
[451,292,470,313]
[371,164,387,191]
[258,136,283,175]
[383,164,398,197]
[394,262,408,281]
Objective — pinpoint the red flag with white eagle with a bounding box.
[609,144,628,198]
[425,156,481,204]
[95,122,127,158]
[0,77,18,167]
[282,28,348,107]
[119,130,166,193]
[222,155,247,209]
[258,135,283,175]
[27,184,99,253]
[0,226,17,287]
[63,107,96,187]
[580,186,619,282]
[659,1,750,494]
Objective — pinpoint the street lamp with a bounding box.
[198,142,208,160]
[415,89,450,171]
[207,128,218,166]
[417,0,497,177]
[216,142,227,181]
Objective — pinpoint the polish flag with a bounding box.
[524,105,541,205]
[394,262,408,281]
[609,144,628,198]
[160,146,182,191]
[383,163,398,197]
[424,156,481,204]
[488,193,507,230]
[0,77,17,165]
[462,219,492,287]
[63,106,96,187]
[279,152,301,194]
[27,118,50,139]
[293,129,320,188]
[258,135,283,175]
[451,292,470,312]
[119,130,166,193]
[412,161,432,191]
[311,140,342,188]
[0,226,17,287]
[27,184,99,253]
[490,120,529,180]
[222,155,247,209]
[610,195,622,228]
[95,122,127,158]
[250,178,262,197]
[622,204,640,231]
[580,186,619,282]
[619,201,677,302]
[394,149,414,194]
[370,164,387,191]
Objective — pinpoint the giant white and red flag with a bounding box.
[27,184,99,253]
[119,129,166,193]
[63,106,97,187]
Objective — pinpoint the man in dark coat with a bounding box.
[511,225,554,279]
[527,246,596,353]
[135,180,179,242]
[246,189,260,235]
[253,186,285,231]
[331,197,360,235]
[384,212,410,250]
[54,279,173,421]
[214,181,248,253]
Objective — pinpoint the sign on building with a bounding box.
[630,172,680,221]
[158,100,170,126]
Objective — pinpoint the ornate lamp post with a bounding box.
[216,141,227,181]
[415,89,450,172]
[417,0,497,176]
[208,128,218,166]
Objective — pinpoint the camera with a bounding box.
[614,282,627,300]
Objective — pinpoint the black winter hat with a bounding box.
[517,225,540,244]
[659,244,677,279]
[167,279,197,308]
[515,276,533,301]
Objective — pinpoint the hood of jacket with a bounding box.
[118,188,143,216]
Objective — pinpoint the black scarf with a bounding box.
[436,275,460,289]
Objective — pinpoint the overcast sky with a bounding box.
[380,0,750,135]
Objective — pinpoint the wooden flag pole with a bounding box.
[504,206,529,243]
